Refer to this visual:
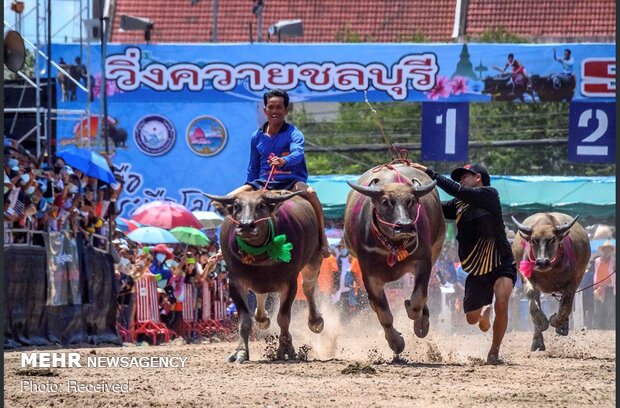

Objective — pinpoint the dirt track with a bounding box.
[4,304,616,408]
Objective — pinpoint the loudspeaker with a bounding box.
[4,30,26,72]
[4,78,57,154]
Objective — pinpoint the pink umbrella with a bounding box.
[131,200,202,229]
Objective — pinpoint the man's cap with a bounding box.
[450,163,491,186]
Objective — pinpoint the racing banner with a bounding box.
[48,43,615,216]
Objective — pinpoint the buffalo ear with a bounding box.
[554,215,579,239]
[211,201,232,218]
[512,216,532,241]
[346,180,382,199]
[202,193,235,217]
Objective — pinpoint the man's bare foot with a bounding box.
[486,354,504,365]
[478,305,492,332]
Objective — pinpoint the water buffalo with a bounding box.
[205,189,324,363]
[482,73,535,102]
[530,74,576,102]
[511,212,590,351]
[343,163,445,354]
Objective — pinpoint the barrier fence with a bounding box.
[4,237,120,348]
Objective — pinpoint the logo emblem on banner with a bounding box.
[134,115,176,156]
[186,116,227,156]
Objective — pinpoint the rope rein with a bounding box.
[575,270,617,294]
[374,205,422,229]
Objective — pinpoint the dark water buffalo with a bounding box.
[531,74,576,102]
[343,164,445,354]
[511,212,590,351]
[482,73,535,102]
[205,190,323,363]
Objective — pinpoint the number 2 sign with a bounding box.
[568,102,615,163]
[421,103,469,161]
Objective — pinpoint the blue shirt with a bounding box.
[246,122,308,184]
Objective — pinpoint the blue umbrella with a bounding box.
[127,226,179,244]
[56,145,116,184]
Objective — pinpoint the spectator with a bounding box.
[593,240,616,330]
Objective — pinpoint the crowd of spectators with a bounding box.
[4,139,122,248]
[114,238,228,337]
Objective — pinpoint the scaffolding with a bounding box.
[4,0,98,160]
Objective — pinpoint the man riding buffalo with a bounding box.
[204,89,329,362]
[228,89,329,258]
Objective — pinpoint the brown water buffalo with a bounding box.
[511,212,590,351]
[343,163,445,354]
[204,189,324,363]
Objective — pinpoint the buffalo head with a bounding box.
[204,190,301,244]
[347,178,436,240]
[512,214,579,270]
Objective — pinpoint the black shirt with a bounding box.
[425,168,515,276]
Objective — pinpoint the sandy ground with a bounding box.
[4,300,616,408]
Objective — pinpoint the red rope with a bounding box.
[262,153,277,192]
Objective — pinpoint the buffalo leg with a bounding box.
[254,293,271,330]
[276,283,297,360]
[529,288,548,351]
[300,263,325,334]
[549,288,575,336]
[227,282,252,363]
[404,261,431,338]
[364,275,405,354]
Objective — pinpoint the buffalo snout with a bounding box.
[394,221,415,234]
[238,219,257,231]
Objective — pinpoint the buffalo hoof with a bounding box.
[308,316,324,334]
[255,317,271,330]
[387,332,405,355]
[549,313,562,328]
[555,321,569,336]
[227,350,249,364]
[413,306,430,338]
[532,312,550,332]
[530,335,546,352]
[277,342,296,361]
[404,299,423,321]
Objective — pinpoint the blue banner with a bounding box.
[48,43,615,216]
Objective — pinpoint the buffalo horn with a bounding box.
[511,216,532,236]
[346,181,383,198]
[411,180,437,195]
[202,192,236,205]
[554,215,579,236]
[263,190,302,204]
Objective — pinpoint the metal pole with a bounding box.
[46,0,53,166]
[212,0,218,42]
[100,1,109,153]
[79,0,83,61]
[35,0,42,159]
[257,12,262,42]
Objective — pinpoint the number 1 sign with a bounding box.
[421,103,469,162]
[568,102,615,163]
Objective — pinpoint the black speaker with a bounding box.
[4,30,26,73]
[4,78,57,154]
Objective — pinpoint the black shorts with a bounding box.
[463,263,516,313]
[246,179,300,191]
